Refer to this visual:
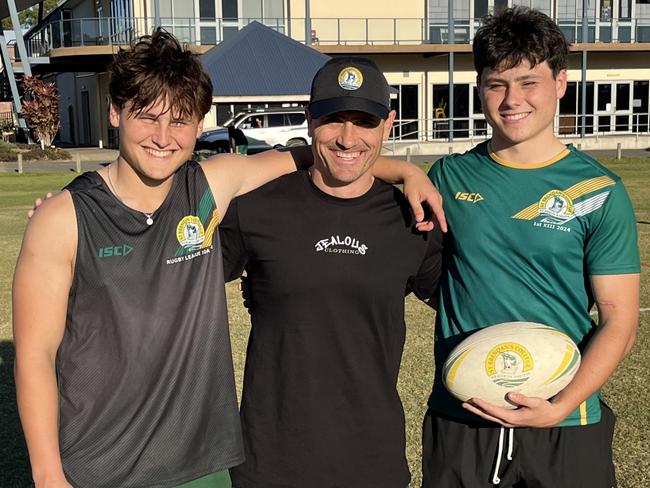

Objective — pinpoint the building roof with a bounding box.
[201,21,330,98]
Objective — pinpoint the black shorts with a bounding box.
[421,403,617,488]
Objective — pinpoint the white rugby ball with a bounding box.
[442,322,581,409]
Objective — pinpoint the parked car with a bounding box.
[195,107,310,155]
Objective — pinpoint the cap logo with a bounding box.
[338,67,363,91]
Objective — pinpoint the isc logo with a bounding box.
[98,245,134,257]
[455,192,484,203]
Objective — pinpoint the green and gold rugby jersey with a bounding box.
[428,141,640,427]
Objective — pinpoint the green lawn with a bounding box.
[1,161,649,487]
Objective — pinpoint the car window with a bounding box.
[238,116,253,129]
[287,113,306,125]
[266,114,285,128]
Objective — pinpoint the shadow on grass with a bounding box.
[0,341,33,487]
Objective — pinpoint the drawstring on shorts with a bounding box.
[491,426,514,484]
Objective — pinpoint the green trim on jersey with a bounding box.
[175,470,231,488]
[428,141,640,427]
[174,182,219,257]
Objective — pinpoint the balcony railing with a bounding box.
[23,15,650,57]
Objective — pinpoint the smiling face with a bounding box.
[478,60,567,154]
[307,109,395,197]
[109,98,203,184]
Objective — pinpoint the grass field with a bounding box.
[0,160,648,487]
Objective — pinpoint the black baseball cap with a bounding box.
[308,57,390,120]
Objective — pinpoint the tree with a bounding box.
[2,0,59,30]
[21,75,60,147]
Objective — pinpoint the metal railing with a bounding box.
[386,112,650,145]
[23,14,650,57]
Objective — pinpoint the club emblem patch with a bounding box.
[485,342,533,388]
[176,215,205,249]
[538,190,574,221]
[338,67,363,90]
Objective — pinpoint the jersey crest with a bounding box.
[168,190,220,263]
[512,176,615,227]
[176,215,206,250]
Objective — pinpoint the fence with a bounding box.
[23,14,650,56]
[387,112,650,145]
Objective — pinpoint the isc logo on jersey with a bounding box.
[455,191,484,203]
[176,215,205,251]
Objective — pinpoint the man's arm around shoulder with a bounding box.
[13,192,77,488]
[199,148,305,217]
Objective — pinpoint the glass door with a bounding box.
[594,81,633,133]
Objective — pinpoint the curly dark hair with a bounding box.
[473,7,570,80]
[109,28,213,120]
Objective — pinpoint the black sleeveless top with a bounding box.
[58,162,243,487]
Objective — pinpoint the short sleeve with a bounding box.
[427,157,444,188]
[407,226,443,306]
[585,180,640,275]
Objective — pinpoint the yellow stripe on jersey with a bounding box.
[579,401,588,425]
[512,204,544,220]
[201,209,220,249]
[564,176,615,200]
[512,176,615,220]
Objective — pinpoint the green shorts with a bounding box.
[176,470,231,488]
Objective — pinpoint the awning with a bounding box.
[0,0,45,22]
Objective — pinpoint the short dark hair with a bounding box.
[109,28,213,120]
[473,7,570,80]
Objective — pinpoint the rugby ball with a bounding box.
[442,322,581,409]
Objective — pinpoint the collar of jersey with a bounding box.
[487,142,571,169]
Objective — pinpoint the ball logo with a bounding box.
[538,190,574,219]
[176,215,205,249]
[338,67,363,90]
[485,342,534,388]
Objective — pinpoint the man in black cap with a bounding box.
[221,57,443,488]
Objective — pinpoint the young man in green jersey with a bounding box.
[423,7,640,487]
[13,30,441,488]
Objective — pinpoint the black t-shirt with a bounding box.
[220,171,442,488]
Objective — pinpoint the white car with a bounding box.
[197,107,311,154]
[234,108,311,148]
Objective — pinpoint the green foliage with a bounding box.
[21,146,71,161]
[0,141,17,161]
[0,141,70,162]
[0,150,17,162]
[0,118,14,132]
[1,0,59,29]
[21,76,60,148]
[0,140,16,152]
